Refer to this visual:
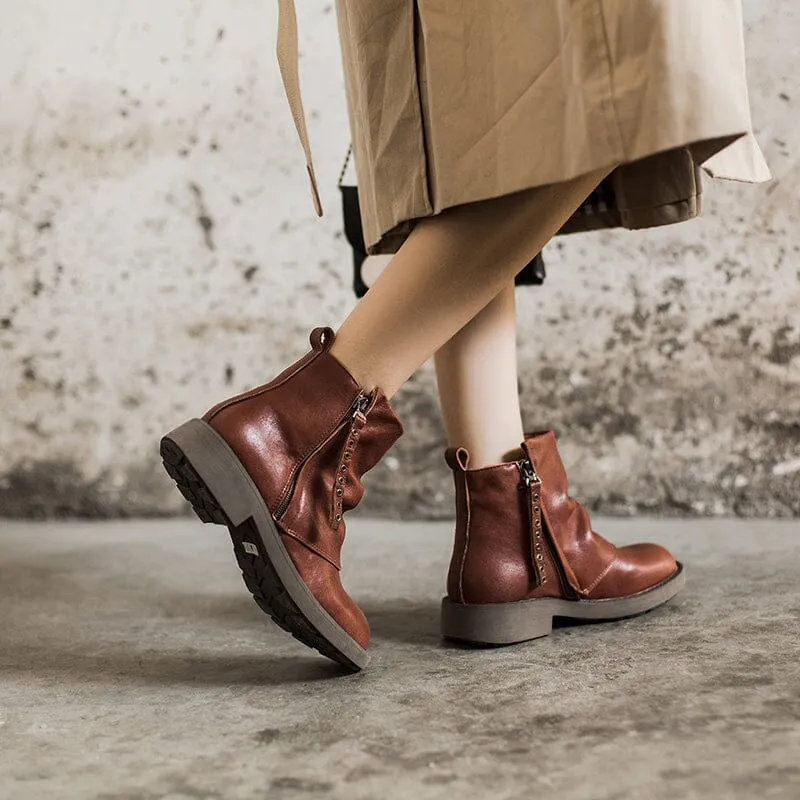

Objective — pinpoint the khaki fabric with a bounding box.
[278,0,770,254]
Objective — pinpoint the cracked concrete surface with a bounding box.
[1,0,799,518]
[1,517,799,799]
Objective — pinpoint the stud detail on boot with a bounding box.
[330,393,371,530]
[441,431,685,646]
[518,456,546,587]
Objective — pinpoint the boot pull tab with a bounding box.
[309,326,335,351]
[445,447,470,471]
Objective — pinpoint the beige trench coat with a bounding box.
[278,0,770,255]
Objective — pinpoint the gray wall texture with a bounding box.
[1,1,799,519]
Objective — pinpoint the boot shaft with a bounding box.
[204,328,361,510]
[445,446,567,604]
[204,326,403,566]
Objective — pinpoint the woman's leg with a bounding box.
[329,167,609,399]
[434,282,523,469]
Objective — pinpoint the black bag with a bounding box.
[338,149,545,299]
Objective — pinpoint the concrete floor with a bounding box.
[1,517,798,800]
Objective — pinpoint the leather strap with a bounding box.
[276,0,323,217]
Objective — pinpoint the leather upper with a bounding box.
[445,447,567,604]
[203,326,404,647]
[446,431,678,605]
[203,327,363,517]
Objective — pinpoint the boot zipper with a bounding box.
[353,392,371,417]
[331,391,372,529]
[518,454,547,586]
[273,391,371,521]
[517,455,541,487]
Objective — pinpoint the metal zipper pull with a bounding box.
[517,456,541,487]
[331,392,372,529]
[518,455,547,586]
[353,392,371,417]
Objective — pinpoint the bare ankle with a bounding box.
[328,340,381,395]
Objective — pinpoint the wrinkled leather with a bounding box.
[281,535,370,649]
[446,431,678,605]
[278,390,402,569]
[585,542,678,599]
[203,326,403,647]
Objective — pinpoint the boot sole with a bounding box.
[441,563,686,645]
[160,418,368,671]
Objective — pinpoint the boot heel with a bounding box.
[160,419,256,528]
[441,597,554,645]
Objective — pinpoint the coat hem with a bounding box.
[365,130,764,256]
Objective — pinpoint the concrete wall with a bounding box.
[1,0,798,519]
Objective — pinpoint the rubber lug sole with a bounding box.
[160,418,367,671]
[441,563,686,645]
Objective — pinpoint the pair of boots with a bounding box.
[161,326,684,670]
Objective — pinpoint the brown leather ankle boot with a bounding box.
[160,326,403,670]
[441,431,685,644]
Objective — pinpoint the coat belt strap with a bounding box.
[276,0,324,217]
